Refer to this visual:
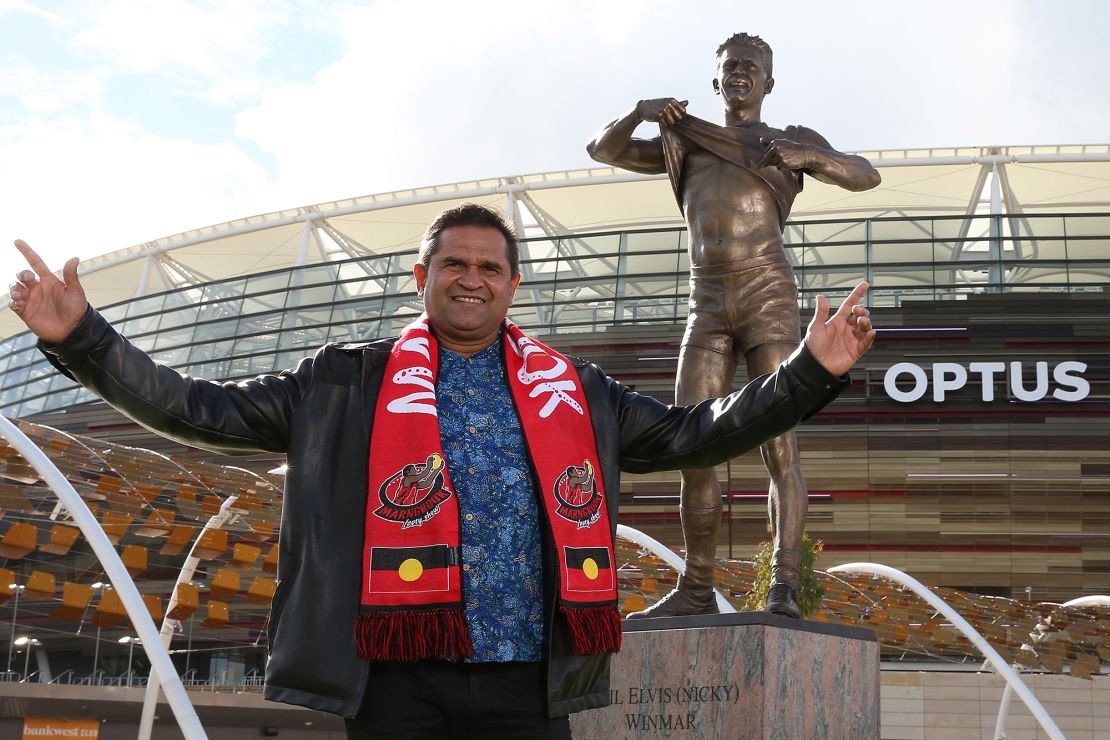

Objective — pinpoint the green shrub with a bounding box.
[743,532,825,617]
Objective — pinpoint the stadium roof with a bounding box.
[3,143,1110,338]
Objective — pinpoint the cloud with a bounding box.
[0,113,270,279]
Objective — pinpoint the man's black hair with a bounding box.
[418,203,520,277]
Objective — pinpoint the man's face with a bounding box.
[714,43,772,110]
[413,225,520,354]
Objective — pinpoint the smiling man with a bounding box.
[10,202,874,738]
[588,33,882,620]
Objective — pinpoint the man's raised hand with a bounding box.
[9,240,87,344]
[803,281,875,377]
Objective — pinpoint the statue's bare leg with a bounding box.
[746,341,808,618]
[628,342,733,618]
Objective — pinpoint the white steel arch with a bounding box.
[0,415,208,740]
[828,563,1065,740]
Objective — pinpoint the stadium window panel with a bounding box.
[676,251,690,274]
[248,355,276,374]
[934,262,995,289]
[125,294,166,318]
[870,241,933,264]
[236,312,284,336]
[1065,213,1110,237]
[870,267,936,288]
[1066,265,1110,283]
[1013,215,1066,238]
[120,313,160,336]
[277,325,329,351]
[192,318,242,344]
[282,307,333,330]
[1003,237,1066,261]
[17,394,47,416]
[294,263,339,285]
[550,301,615,333]
[1,359,31,387]
[783,223,805,247]
[622,251,682,275]
[569,234,621,259]
[100,304,128,323]
[163,288,204,310]
[932,215,992,241]
[385,311,424,335]
[28,359,53,382]
[245,271,292,295]
[934,238,997,262]
[242,292,288,314]
[158,305,200,331]
[197,299,245,324]
[783,245,804,267]
[50,388,81,409]
[801,268,868,293]
[800,219,867,246]
[807,241,866,266]
[1001,263,1070,286]
[202,278,247,302]
[392,273,417,295]
[45,372,78,394]
[231,333,279,357]
[153,327,195,351]
[286,284,338,308]
[558,256,620,283]
[619,298,682,325]
[870,218,932,243]
[189,339,236,364]
[152,347,190,366]
[185,359,231,379]
[617,274,680,301]
[624,230,684,252]
[1065,237,1110,260]
[520,239,559,272]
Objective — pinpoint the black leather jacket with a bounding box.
[42,307,846,718]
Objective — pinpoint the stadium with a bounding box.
[1,144,1108,737]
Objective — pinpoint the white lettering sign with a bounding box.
[884,360,1089,403]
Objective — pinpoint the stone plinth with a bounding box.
[570,612,879,740]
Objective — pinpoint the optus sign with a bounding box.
[883,361,1089,403]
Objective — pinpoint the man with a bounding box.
[587,33,881,619]
[9,203,873,738]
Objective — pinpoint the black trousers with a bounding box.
[345,660,573,740]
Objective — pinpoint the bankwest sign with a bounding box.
[22,718,99,739]
[883,361,1089,403]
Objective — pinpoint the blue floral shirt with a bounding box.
[437,341,544,662]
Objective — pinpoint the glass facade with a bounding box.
[2,212,1109,419]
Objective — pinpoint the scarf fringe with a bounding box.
[560,604,622,655]
[355,608,473,662]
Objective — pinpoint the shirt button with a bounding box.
[465,513,474,522]
[467,426,477,434]
[467,389,476,396]
[468,467,476,475]
[462,564,470,571]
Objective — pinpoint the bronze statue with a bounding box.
[588,33,880,618]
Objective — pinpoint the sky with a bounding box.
[2,0,1109,281]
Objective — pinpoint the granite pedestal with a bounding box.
[570,612,879,740]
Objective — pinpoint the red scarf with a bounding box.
[355,315,621,662]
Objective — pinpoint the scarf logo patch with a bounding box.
[553,459,602,529]
[375,453,451,528]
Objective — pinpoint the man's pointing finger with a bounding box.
[14,239,53,280]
